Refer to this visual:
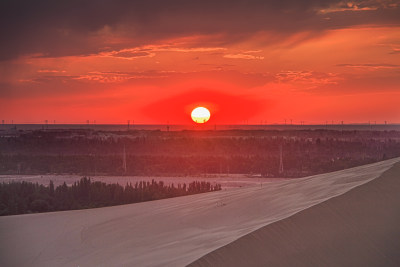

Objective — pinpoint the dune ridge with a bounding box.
[189,161,400,267]
[0,158,398,267]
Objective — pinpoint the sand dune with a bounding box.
[0,158,398,267]
[189,161,400,267]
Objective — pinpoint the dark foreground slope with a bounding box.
[189,162,400,267]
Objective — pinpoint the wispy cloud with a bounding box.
[151,46,226,53]
[224,50,264,60]
[224,54,264,60]
[275,71,340,86]
[37,69,66,73]
[100,49,155,60]
[337,63,400,69]
[389,48,400,54]
[98,45,226,60]
[73,71,169,83]
[319,0,398,14]
[18,71,170,84]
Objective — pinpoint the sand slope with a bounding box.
[189,161,400,267]
[0,158,398,267]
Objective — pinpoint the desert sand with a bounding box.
[190,160,400,267]
[0,158,399,267]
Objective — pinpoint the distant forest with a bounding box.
[0,129,400,177]
[0,177,222,216]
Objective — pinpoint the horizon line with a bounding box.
[1,122,400,126]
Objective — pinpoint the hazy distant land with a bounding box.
[1,127,399,178]
[1,123,400,132]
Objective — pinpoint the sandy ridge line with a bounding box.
[189,160,400,267]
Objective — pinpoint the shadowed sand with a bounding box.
[189,161,400,267]
[0,158,399,267]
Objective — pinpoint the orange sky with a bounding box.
[0,1,399,124]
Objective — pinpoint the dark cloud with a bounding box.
[1,0,399,60]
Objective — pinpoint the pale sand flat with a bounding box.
[0,158,399,267]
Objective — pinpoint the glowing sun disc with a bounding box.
[191,107,211,123]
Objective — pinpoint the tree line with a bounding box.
[0,177,222,216]
[1,129,399,177]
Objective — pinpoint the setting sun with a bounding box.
[191,107,211,123]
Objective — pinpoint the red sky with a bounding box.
[1,0,399,124]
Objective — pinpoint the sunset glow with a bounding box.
[0,1,399,124]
